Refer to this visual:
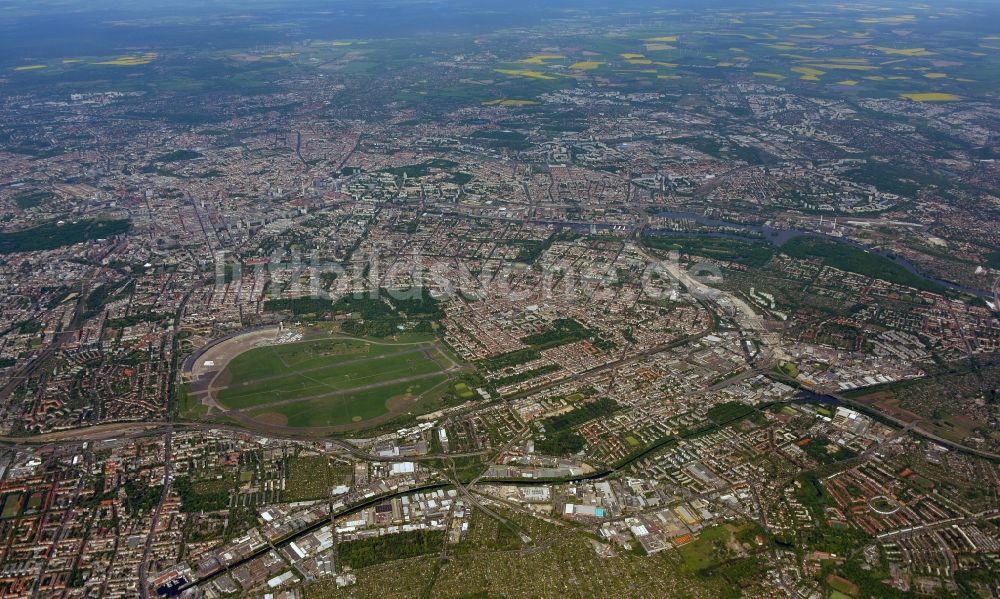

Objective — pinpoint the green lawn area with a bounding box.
[177,383,208,419]
[1,493,22,518]
[26,492,44,511]
[216,334,458,429]
[676,523,766,598]
[779,362,799,378]
[825,574,859,597]
[248,374,449,428]
[679,524,733,572]
[225,338,412,382]
[217,340,450,410]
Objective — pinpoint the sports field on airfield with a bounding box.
[207,334,459,429]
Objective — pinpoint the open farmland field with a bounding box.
[6,2,998,112]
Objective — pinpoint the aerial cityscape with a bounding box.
[0,0,998,597]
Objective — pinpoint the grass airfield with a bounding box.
[193,331,462,432]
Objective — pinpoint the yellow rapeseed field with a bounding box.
[93,52,158,66]
[792,66,824,81]
[495,69,555,80]
[865,46,935,56]
[900,92,960,101]
[518,55,564,65]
